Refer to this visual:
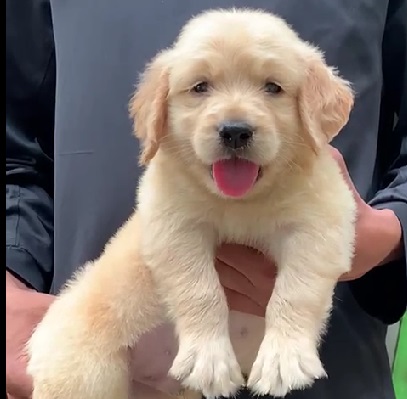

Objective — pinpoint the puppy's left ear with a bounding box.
[129,52,170,165]
[299,55,354,152]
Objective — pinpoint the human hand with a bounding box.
[330,147,403,281]
[6,272,54,399]
[216,244,277,317]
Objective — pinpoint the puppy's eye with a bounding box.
[191,81,209,94]
[264,82,282,94]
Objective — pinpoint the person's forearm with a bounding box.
[373,208,404,265]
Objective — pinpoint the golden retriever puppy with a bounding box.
[27,8,356,399]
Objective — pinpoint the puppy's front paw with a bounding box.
[169,337,244,398]
[247,333,326,397]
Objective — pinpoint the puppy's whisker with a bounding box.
[278,155,302,172]
[254,137,309,149]
[161,141,191,151]
[280,140,309,147]
[159,140,193,150]
[163,145,194,158]
[159,136,189,143]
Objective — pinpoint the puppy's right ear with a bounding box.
[129,52,170,165]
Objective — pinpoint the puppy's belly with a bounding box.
[130,312,264,399]
[229,311,265,375]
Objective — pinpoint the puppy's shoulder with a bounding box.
[310,149,352,198]
[293,149,356,219]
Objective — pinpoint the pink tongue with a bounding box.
[212,159,259,197]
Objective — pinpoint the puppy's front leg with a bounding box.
[247,224,354,397]
[143,223,243,398]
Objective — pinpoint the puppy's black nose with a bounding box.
[218,121,254,149]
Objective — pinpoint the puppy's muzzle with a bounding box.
[218,120,254,150]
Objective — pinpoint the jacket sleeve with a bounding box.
[350,0,407,324]
[6,0,56,292]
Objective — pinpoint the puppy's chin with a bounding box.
[209,157,262,199]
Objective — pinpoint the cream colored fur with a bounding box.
[27,8,356,399]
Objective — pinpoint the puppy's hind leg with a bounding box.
[28,213,163,399]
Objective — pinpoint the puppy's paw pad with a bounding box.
[169,338,244,398]
[247,336,326,397]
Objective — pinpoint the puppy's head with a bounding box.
[130,9,354,198]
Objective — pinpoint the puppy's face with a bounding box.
[130,10,354,199]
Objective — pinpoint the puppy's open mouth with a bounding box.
[211,158,261,198]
